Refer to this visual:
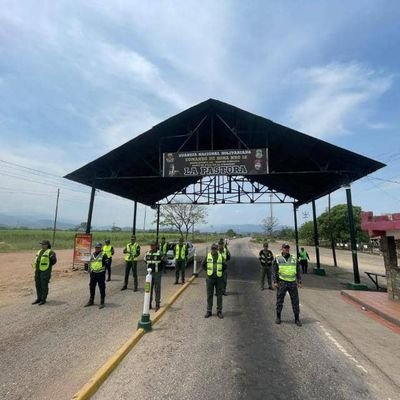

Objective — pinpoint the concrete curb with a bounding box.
[72,274,198,400]
[340,290,400,328]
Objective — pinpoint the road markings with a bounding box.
[319,323,368,374]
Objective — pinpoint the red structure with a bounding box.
[361,211,400,238]
[361,211,400,302]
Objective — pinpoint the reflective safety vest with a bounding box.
[275,254,297,282]
[299,251,308,261]
[90,251,105,272]
[103,245,113,258]
[124,242,139,262]
[160,242,168,256]
[33,249,52,271]
[207,253,223,277]
[219,248,228,262]
[175,244,187,260]
[145,250,162,272]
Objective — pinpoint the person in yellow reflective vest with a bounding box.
[159,236,168,274]
[202,243,226,319]
[85,242,108,309]
[32,240,57,305]
[218,239,231,296]
[145,241,163,311]
[121,235,141,291]
[102,239,115,281]
[174,237,188,284]
[298,247,310,274]
[272,242,302,326]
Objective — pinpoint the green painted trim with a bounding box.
[346,282,369,290]
[138,313,152,332]
[313,268,326,276]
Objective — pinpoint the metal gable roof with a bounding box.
[64,98,385,206]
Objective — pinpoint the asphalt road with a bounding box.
[1,239,398,399]
[93,239,399,400]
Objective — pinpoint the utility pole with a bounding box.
[52,189,60,247]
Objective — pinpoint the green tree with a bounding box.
[298,221,314,242]
[226,228,237,237]
[317,204,369,244]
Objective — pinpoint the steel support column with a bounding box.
[345,186,360,284]
[156,204,160,244]
[86,185,96,234]
[293,203,299,258]
[312,200,321,270]
[132,201,137,235]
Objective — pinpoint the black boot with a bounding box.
[294,314,302,326]
[84,299,94,307]
[275,313,281,324]
[32,299,41,305]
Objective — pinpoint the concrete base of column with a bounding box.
[313,267,326,276]
[138,314,152,332]
[346,282,369,290]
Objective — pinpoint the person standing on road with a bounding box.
[32,240,57,305]
[145,241,163,311]
[203,243,226,319]
[273,242,302,326]
[85,242,108,309]
[121,235,141,292]
[102,239,115,281]
[259,241,274,290]
[298,247,310,274]
[159,236,168,274]
[174,237,188,284]
[218,239,231,296]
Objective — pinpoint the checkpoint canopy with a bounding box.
[64,99,385,205]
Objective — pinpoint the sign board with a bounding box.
[73,233,92,267]
[162,148,268,177]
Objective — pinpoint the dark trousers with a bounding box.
[105,258,112,280]
[175,260,186,283]
[124,261,138,289]
[276,281,300,316]
[222,270,228,294]
[206,276,223,312]
[35,268,51,301]
[260,266,272,289]
[89,271,106,303]
[300,259,308,274]
[150,271,162,306]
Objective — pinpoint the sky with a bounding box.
[0,0,400,232]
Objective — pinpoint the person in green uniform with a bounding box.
[102,239,115,281]
[203,243,226,319]
[121,235,141,291]
[85,242,108,309]
[218,239,231,296]
[32,240,57,305]
[145,241,163,311]
[259,241,274,290]
[159,236,168,273]
[174,237,188,284]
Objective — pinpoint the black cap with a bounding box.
[95,242,102,248]
[211,243,218,249]
[40,240,51,246]
[105,239,110,243]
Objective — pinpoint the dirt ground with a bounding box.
[0,242,385,307]
[0,247,128,307]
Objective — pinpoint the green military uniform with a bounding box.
[122,237,140,291]
[174,240,188,284]
[145,246,163,311]
[32,240,57,305]
[203,246,226,319]
[259,243,274,290]
[218,244,231,295]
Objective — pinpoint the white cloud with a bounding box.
[287,62,393,138]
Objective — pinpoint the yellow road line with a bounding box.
[72,273,198,400]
